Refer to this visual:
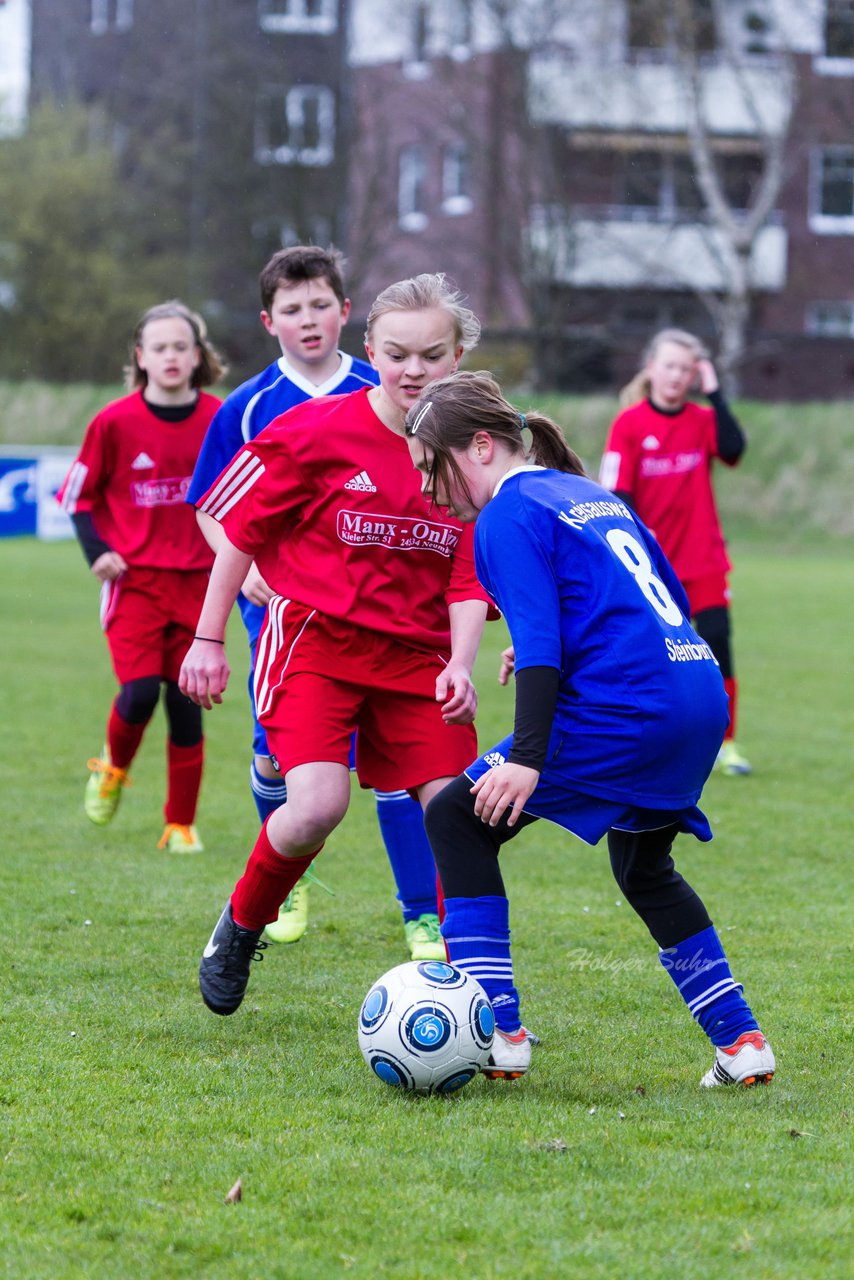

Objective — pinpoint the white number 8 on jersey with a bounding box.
[605,529,685,626]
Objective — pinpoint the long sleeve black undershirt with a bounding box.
[507,665,560,772]
[71,511,112,567]
[706,389,747,463]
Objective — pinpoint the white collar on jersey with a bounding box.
[276,351,353,398]
[492,463,545,499]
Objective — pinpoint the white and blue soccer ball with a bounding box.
[358,960,495,1095]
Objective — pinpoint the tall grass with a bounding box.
[2,379,853,542]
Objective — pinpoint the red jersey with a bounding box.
[197,387,491,653]
[58,390,220,571]
[600,398,732,582]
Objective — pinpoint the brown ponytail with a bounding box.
[404,370,585,506]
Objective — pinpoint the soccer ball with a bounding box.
[358,960,495,1095]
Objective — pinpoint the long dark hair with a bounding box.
[125,299,227,390]
[404,370,585,507]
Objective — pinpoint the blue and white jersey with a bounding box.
[474,467,729,810]
[187,351,377,506]
[187,350,378,638]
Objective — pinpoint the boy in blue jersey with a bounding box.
[188,246,445,958]
[405,371,776,1090]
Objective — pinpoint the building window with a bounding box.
[414,2,429,60]
[90,0,133,35]
[398,144,428,231]
[719,153,763,209]
[441,142,473,215]
[811,147,854,231]
[806,300,854,335]
[448,0,473,56]
[253,214,333,249]
[825,1,854,58]
[626,0,715,57]
[806,301,854,336]
[620,149,761,217]
[255,86,335,167]
[403,2,432,79]
[258,0,337,35]
[620,151,703,217]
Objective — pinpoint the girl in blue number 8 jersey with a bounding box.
[405,371,775,1090]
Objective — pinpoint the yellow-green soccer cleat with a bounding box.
[85,749,130,826]
[264,876,311,944]
[715,740,753,777]
[404,912,446,962]
[157,823,204,854]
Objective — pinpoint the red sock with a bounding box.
[165,739,204,825]
[435,872,448,959]
[436,871,445,924]
[107,702,146,771]
[231,819,321,932]
[723,676,738,741]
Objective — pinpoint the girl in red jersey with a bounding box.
[600,328,751,776]
[180,273,494,1017]
[59,300,226,852]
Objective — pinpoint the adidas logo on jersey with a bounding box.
[131,451,155,469]
[483,751,506,768]
[641,436,660,450]
[344,470,377,492]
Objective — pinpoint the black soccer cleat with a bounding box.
[199,901,267,1015]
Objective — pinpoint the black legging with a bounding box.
[693,605,733,680]
[425,775,711,949]
[115,677,202,746]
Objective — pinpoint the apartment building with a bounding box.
[18,0,854,396]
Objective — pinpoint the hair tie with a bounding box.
[518,413,528,431]
[409,401,433,434]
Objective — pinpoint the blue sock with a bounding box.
[442,895,520,1034]
[373,789,437,922]
[659,925,759,1047]
[250,761,287,824]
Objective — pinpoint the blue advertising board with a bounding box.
[0,448,75,540]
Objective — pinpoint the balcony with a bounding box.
[528,209,787,291]
[529,53,793,137]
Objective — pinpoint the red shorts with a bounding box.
[101,565,209,685]
[682,571,730,617]
[253,599,478,792]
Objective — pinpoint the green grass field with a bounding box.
[1,536,851,1279]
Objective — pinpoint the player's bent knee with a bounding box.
[116,676,161,725]
[266,793,347,853]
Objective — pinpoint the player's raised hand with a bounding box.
[498,645,515,686]
[696,358,719,395]
[436,660,478,724]
[471,762,539,828]
[179,638,230,709]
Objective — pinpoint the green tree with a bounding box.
[0,100,175,381]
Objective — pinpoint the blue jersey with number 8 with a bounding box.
[474,467,729,809]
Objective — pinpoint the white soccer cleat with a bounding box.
[700,1030,775,1088]
[482,1027,532,1080]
